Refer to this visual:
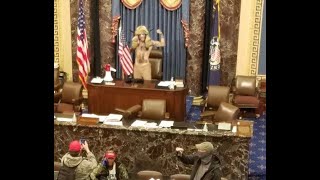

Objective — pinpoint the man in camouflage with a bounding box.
[60,140,97,180]
[90,150,129,180]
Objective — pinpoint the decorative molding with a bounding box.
[54,0,59,64]
[249,0,264,76]
[160,0,182,11]
[181,20,190,48]
[121,0,143,10]
[57,0,64,69]
[111,16,121,43]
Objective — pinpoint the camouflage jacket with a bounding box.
[61,151,98,180]
[90,161,129,180]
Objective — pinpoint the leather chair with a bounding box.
[232,75,260,118]
[200,86,230,121]
[200,102,239,123]
[115,99,170,120]
[54,82,83,113]
[149,49,163,81]
[137,170,163,180]
[54,65,62,92]
[170,174,190,180]
[214,102,240,122]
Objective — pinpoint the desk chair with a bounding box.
[149,49,163,81]
[200,86,230,121]
[200,102,239,123]
[54,82,83,113]
[115,99,170,120]
[232,75,260,118]
[137,170,163,180]
[170,174,190,180]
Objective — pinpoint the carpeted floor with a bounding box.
[185,96,266,179]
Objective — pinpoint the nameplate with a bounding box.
[77,117,99,125]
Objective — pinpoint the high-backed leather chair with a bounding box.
[140,99,169,120]
[149,49,163,81]
[115,99,170,120]
[170,174,190,180]
[200,86,230,120]
[54,82,83,113]
[137,170,163,180]
[232,75,260,118]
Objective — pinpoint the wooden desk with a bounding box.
[87,80,188,121]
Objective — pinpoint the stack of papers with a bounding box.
[145,122,159,128]
[131,120,148,127]
[105,114,123,121]
[158,120,174,128]
[157,81,173,87]
[91,77,103,84]
[103,114,123,126]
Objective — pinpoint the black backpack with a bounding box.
[57,161,82,180]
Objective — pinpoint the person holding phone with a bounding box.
[90,150,129,180]
[59,139,97,180]
[176,142,222,180]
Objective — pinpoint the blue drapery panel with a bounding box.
[113,0,188,80]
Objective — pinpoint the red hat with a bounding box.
[69,140,81,152]
[105,152,116,159]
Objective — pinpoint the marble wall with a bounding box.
[70,0,241,95]
[54,122,251,179]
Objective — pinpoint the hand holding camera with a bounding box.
[80,138,90,153]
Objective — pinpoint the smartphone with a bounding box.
[80,138,85,144]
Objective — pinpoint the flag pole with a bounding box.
[118,24,125,80]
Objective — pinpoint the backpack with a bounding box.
[57,161,82,180]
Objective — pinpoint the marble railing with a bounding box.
[54,120,252,179]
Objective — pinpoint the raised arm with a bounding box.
[152,29,165,47]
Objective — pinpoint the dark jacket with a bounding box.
[177,153,222,180]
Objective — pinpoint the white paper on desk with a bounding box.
[56,117,73,122]
[159,120,174,128]
[218,122,232,130]
[105,114,123,122]
[145,122,159,128]
[103,121,123,126]
[91,77,103,84]
[131,120,148,127]
[157,81,172,87]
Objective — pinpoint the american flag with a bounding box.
[118,29,133,76]
[76,0,90,89]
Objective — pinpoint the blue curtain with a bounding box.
[115,0,187,80]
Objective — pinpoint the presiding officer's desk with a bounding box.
[54,115,253,179]
[87,80,188,121]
